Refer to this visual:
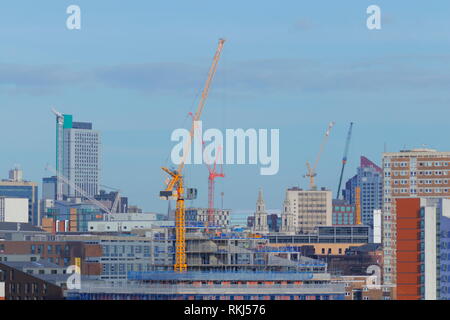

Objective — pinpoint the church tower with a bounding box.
[253,188,269,233]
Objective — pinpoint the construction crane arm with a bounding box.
[175,38,226,176]
[312,121,335,171]
[305,121,335,190]
[45,164,112,215]
[159,39,226,273]
[336,122,354,199]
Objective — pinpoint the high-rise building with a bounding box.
[281,187,332,235]
[343,156,383,227]
[382,149,450,287]
[0,169,39,226]
[395,197,450,300]
[54,113,101,198]
[42,176,57,200]
[253,188,268,233]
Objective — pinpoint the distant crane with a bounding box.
[304,122,335,190]
[187,116,226,231]
[45,164,112,216]
[336,122,354,199]
[160,39,226,273]
[204,145,224,231]
[100,185,122,213]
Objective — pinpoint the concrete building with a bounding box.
[0,169,39,226]
[0,258,64,300]
[0,198,28,223]
[87,213,172,232]
[332,199,355,226]
[0,241,103,276]
[281,187,332,235]
[67,271,345,300]
[42,176,57,201]
[0,222,47,241]
[382,149,450,287]
[56,113,101,198]
[185,208,230,227]
[343,156,383,227]
[335,275,394,300]
[269,225,369,245]
[41,200,105,233]
[253,188,268,233]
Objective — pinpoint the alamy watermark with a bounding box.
[170,121,279,175]
[66,265,81,290]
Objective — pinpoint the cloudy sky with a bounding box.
[1,1,450,217]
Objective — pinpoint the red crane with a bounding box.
[205,145,224,231]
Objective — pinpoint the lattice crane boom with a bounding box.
[304,121,335,190]
[336,122,354,199]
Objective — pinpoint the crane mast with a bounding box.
[304,121,335,190]
[205,145,224,232]
[336,122,354,199]
[160,39,226,273]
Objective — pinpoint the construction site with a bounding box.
[44,38,376,301]
[0,38,390,302]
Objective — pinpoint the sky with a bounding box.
[1,1,450,218]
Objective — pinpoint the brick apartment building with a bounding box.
[0,241,102,276]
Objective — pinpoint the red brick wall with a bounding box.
[396,198,422,300]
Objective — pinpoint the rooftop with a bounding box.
[0,222,45,233]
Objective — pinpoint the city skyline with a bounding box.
[1,1,450,215]
[2,0,450,303]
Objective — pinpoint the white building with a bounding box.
[88,213,173,232]
[372,209,382,244]
[0,197,29,223]
[282,187,332,234]
[62,118,101,198]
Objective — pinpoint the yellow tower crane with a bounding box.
[304,121,335,190]
[160,39,226,273]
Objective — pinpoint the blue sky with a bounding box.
[1,1,450,217]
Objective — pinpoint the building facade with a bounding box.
[41,200,105,232]
[281,187,332,235]
[0,198,28,223]
[332,199,356,226]
[382,149,450,287]
[58,114,101,198]
[0,170,39,226]
[42,176,57,201]
[185,208,230,227]
[343,156,383,227]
